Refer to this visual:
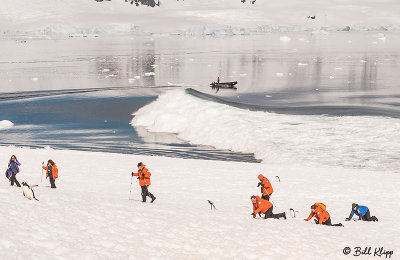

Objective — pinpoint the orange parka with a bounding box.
[305,206,330,224]
[252,196,272,217]
[133,165,151,186]
[258,174,273,196]
[42,165,58,180]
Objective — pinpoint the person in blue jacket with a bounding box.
[6,155,21,187]
[345,203,378,222]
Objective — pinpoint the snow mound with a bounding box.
[132,89,400,172]
[0,120,14,130]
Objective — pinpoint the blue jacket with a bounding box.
[349,205,369,220]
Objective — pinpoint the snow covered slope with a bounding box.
[1,0,399,37]
[0,146,399,259]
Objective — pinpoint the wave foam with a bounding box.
[132,89,400,172]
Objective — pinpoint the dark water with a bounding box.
[0,88,259,162]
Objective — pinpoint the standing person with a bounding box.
[346,203,378,222]
[7,155,21,187]
[132,162,156,203]
[250,195,286,220]
[257,174,273,201]
[42,160,58,188]
[304,204,343,226]
[217,76,220,83]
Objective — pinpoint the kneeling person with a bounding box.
[346,203,378,222]
[251,195,286,219]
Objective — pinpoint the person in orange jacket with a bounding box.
[251,195,286,219]
[257,174,274,201]
[132,162,156,203]
[304,204,343,226]
[42,159,58,188]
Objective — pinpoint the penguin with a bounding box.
[21,182,39,201]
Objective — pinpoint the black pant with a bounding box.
[10,172,20,187]
[321,217,343,226]
[264,206,285,219]
[141,185,155,202]
[49,174,56,188]
[362,210,378,222]
[261,194,271,201]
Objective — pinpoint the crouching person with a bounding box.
[132,162,156,203]
[304,204,343,226]
[250,195,286,220]
[346,203,378,222]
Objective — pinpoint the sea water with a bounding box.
[1,33,399,166]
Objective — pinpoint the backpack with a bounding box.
[53,165,59,179]
[314,202,326,211]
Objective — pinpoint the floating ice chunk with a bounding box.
[151,65,158,67]
[276,73,284,77]
[360,60,367,63]
[102,69,110,72]
[145,72,155,76]
[239,73,247,77]
[279,36,291,42]
[0,120,14,130]
[335,67,343,70]
[31,77,39,81]
[168,82,184,86]
[315,88,319,91]
[298,62,308,66]
[329,76,334,79]
[134,76,141,79]
[312,30,328,35]
[265,95,271,98]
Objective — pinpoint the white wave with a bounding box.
[132,89,400,172]
[0,120,14,130]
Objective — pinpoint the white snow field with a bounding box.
[1,0,400,37]
[0,145,399,259]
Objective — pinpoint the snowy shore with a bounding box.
[1,0,400,37]
[1,145,399,259]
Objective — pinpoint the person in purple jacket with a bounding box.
[345,203,378,222]
[7,155,21,187]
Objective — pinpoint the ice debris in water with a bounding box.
[279,36,291,42]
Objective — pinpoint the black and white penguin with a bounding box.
[21,182,39,201]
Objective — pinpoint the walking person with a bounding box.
[257,174,274,201]
[7,155,21,187]
[346,203,378,222]
[42,160,58,188]
[250,195,286,220]
[132,162,156,203]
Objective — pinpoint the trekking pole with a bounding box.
[129,174,133,200]
[41,161,44,183]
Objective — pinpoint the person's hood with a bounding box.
[258,174,264,180]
